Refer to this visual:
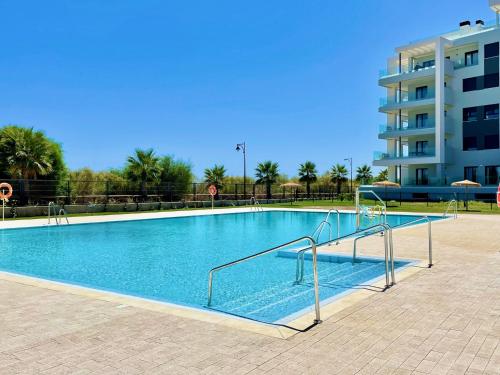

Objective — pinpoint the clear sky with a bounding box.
[1,0,495,179]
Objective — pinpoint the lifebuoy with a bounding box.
[0,182,13,201]
[497,184,500,208]
[208,185,217,197]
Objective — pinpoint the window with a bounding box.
[416,169,429,185]
[415,141,428,155]
[463,77,478,92]
[463,136,477,151]
[464,167,478,182]
[416,113,429,128]
[484,73,499,89]
[416,86,428,100]
[485,166,500,185]
[465,50,479,66]
[484,104,500,120]
[485,42,499,58]
[463,107,478,122]
[422,60,435,68]
[485,135,499,149]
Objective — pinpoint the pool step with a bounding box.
[213,261,387,322]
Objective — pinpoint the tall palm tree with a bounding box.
[255,161,279,199]
[375,168,389,182]
[356,164,373,185]
[204,164,226,200]
[330,163,348,195]
[125,148,160,197]
[1,127,54,198]
[298,161,317,197]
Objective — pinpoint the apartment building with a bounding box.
[374,0,500,187]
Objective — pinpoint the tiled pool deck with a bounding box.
[0,210,499,374]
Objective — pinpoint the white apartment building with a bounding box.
[374,0,500,187]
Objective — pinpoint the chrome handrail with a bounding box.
[251,199,264,212]
[356,189,387,230]
[48,202,70,225]
[299,223,395,288]
[48,202,59,225]
[312,221,332,244]
[443,199,458,219]
[207,236,321,324]
[58,208,70,224]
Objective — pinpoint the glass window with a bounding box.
[416,113,429,128]
[465,50,478,66]
[484,73,499,89]
[416,86,428,100]
[463,77,477,92]
[463,136,477,151]
[484,104,499,120]
[416,169,429,185]
[485,42,499,59]
[464,166,478,182]
[485,166,500,185]
[422,60,435,68]
[463,107,478,122]
[485,135,499,150]
[415,141,428,154]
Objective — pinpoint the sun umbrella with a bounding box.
[280,182,302,202]
[373,180,400,203]
[451,180,481,210]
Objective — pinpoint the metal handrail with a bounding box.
[311,208,340,245]
[312,221,332,244]
[207,236,321,324]
[251,199,264,212]
[356,189,387,230]
[443,199,458,219]
[58,208,70,224]
[48,202,59,225]
[298,223,395,288]
[390,216,433,267]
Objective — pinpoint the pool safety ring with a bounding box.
[497,184,500,208]
[208,185,217,197]
[0,182,13,201]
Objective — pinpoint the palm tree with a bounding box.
[125,148,160,197]
[298,161,317,198]
[255,161,279,199]
[330,164,348,195]
[1,127,54,199]
[356,164,373,185]
[204,164,226,200]
[375,168,389,182]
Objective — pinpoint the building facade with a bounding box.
[374,1,500,187]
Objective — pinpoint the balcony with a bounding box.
[379,59,454,86]
[378,120,454,139]
[373,149,437,166]
[379,87,452,113]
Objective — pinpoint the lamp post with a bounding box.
[344,157,353,194]
[236,142,246,200]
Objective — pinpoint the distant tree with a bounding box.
[204,164,226,200]
[0,126,66,202]
[255,161,279,199]
[356,164,373,185]
[125,148,160,197]
[330,163,348,195]
[159,156,193,200]
[298,161,317,197]
[374,168,389,182]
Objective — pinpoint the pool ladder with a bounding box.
[48,202,69,225]
[311,209,340,245]
[443,199,458,219]
[251,199,264,212]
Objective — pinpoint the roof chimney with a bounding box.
[459,20,471,32]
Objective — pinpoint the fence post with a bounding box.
[235,183,238,201]
[66,180,71,205]
[105,181,110,204]
[193,183,197,201]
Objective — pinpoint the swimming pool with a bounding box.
[0,210,431,323]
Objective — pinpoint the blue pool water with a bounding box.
[0,211,430,323]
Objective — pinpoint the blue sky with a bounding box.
[1,0,495,179]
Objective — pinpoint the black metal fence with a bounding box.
[0,179,350,206]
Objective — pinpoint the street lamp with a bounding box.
[344,157,353,194]
[236,142,246,199]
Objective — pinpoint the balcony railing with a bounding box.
[379,123,435,134]
[380,88,436,107]
[379,64,436,78]
[374,149,436,161]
